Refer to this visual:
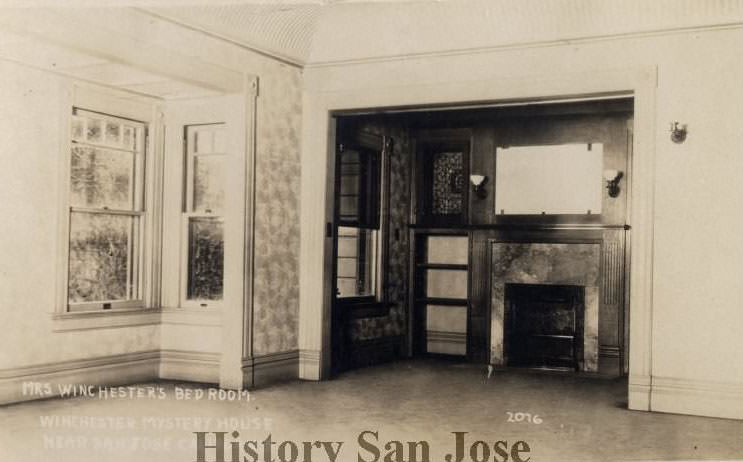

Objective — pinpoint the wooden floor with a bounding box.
[1,358,742,461]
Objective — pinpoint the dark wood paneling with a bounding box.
[468,231,490,362]
[469,126,495,225]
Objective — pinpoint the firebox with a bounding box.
[504,283,585,371]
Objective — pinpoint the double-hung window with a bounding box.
[66,108,146,312]
[181,124,225,307]
[336,144,381,299]
[334,129,390,317]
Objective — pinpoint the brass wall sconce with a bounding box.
[470,174,488,199]
[603,169,623,198]
[670,122,688,144]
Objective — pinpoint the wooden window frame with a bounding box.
[179,123,226,309]
[412,129,472,228]
[54,83,163,331]
[66,109,148,313]
[333,129,391,319]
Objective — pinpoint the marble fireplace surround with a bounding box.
[490,242,600,371]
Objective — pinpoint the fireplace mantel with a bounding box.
[490,241,600,371]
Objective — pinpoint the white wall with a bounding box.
[301,26,743,418]
[0,8,304,397]
[0,61,161,370]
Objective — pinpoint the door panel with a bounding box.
[413,233,469,358]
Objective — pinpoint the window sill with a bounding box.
[338,298,389,319]
[51,308,161,332]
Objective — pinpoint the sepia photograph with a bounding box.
[1,1,743,461]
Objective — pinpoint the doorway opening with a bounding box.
[329,96,633,377]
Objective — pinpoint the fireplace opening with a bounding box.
[504,283,585,371]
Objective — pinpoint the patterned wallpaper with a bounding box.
[251,64,302,355]
[252,106,409,352]
[350,120,411,342]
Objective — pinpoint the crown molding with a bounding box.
[305,22,743,69]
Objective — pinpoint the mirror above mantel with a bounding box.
[494,143,604,216]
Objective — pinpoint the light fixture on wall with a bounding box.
[603,169,623,198]
[670,122,688,144]
[470,174,488,199]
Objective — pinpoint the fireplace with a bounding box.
[504,283,584,370]
[491,242,600,372]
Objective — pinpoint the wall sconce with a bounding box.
[470,174,488,199]
[670,122,688,144]
[603,169,623,198]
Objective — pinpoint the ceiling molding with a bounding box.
[2,0,742,73]
[305,21,743,69]
[307,0,743,63]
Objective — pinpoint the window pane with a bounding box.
[70,146,135,210]
[426,269,467,299]
[122,125,137,151]
[70,146,136,210]
[336,226,377,298]
[426,236,469,265]
[338,150,361,222]
[68,212,137,303]
[187,218,224,301]
[105,121,121,146]
[431,151,465,216]
[194,129,214,154]
[193,155,225,213]
[71,115,86,141]
[337,147,379,227]
[86,118,104,144]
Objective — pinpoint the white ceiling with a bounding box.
[144,3,324,64]
[0,0,741,97]
[144,0,743,65]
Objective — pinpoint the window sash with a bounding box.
[185,124,226,214]
[180,212,224,308]
[67,209,145,310]
[66,109,147,312]
[180,123,227,309]
[336,227,380,299]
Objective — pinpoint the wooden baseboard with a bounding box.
[427,330,466,356]
[244,350,299,387]
[159,349,220,384]
[651,376,743,420]
[0,351,160,405]
[298,349,322,380]
[599,345,621,357]
[0,349,302,405]
[628,374,651,411]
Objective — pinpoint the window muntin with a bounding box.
[336,226,379,298]
[337,146,380,229]
[67,109,146,311]
[334,135,386,303]
[181,124,226,307]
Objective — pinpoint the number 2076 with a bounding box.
[506,412,542,424]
